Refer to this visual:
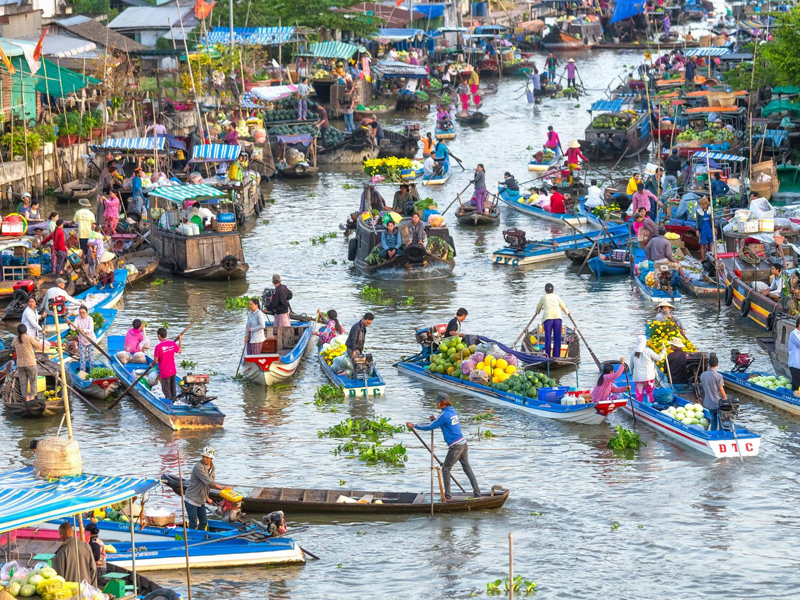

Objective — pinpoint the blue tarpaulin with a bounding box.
[410,3,445,18]
[753,129,789,147]
[0,467,157,533]
[589,99,625,113]
[692,151,747,163]
[685,47,731,57]
[190,144,242,163]
[610,0,646,23]
[373,28,425,43]
[205,26,295,46]
[93,137,166,151]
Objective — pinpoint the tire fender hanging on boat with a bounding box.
[740,296,751,318]
[766,310,776,332]
[724,284,733,306]
[347,238,358,262]
[221,255,238,271]
[406,242,426,263]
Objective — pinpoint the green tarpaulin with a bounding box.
[298,41,368,60]
[762,99,800,116]
[772,86,800,95]
[21,60,100,98]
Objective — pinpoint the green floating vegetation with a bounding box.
[318,417,405,441]
[180,360,197,369]
[334,441,407,466]
[311,231,338,245]
[487,576,536,596]
[152,278,166,286]
[314,384,345,406]
[225,296,255,310]
[607,425,645,451]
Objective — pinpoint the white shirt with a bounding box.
[630,347,666,382]
[535,293,569,321]
[21,306,42,337]
[423,156,435,177]
[789,329,800,369]
[585,185,604,209]
[40,286,80,315]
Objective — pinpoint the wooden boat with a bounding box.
[54,178,99,202]
[434,125,456,141]
[756,317,794,378]
[107,335,225,430]
[2,362,65,418]
[588,256,631,277]
[528,149,560,171]
[378,127,420,160]
[581,111,652,162]
[45,308,117,360]
[349,213,456,279]
[149,185,249,280]
[577,200,625,227]
[241,322,313,386]
[118,248,159,283]
[44,269,128,332]
[455,203,500,226]
[277,163,319,178]
[397,337,625,424]
[520,324,581,370]
[163,474,508,514]
[618,390,760,458]
[497,186,588,226]
[353,104,396,121]
[276,132,319,176]
[318,352,385,397]
[493,223,630,266]
[454,112,489,126]
[66,359,119,400]
[721,371,800,417]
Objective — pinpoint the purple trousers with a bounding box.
[472,189,488,212]
[543,319,562,358]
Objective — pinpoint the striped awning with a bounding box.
[94,137,166,151]
[692,151,747,163]
[299,41,366,60]
[373,58,428,78]
[190,144,241,162]
[0,467,156,534]
[250,85,298,102]
[754,129,789,147]
[589,98,624,113]
[149,184,229,204]
[684,47,731,57]
[205,26,295,46]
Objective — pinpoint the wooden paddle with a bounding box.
[410,428,467,494]
[440,182,473,216]
[512,312,539,349]
[623,364,636,429]
[447,150,466,171]
[108,308,208,409]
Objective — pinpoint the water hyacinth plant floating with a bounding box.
[334,441,408,466]
[314,384,345,406]
[318,417,405,441]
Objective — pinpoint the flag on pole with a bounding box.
[394,0,403,6]
[0,43,15,74]
[33,26,49,61]
[194,0,215,19]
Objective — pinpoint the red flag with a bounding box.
[33,26,49,62]
[394,0,403,6]
[194,0,215,19]
[0,43,15,74]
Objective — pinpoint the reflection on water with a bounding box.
[0,48,798,599]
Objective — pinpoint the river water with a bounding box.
[2,49,799,600]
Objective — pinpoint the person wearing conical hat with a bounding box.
[566,57,578,89]
[654,299,685,337]
[565,140,588,186]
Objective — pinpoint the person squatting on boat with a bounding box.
[380,220,404,261]
[406,393,482,501]
[314,309,345,345]
[592,359,629,403]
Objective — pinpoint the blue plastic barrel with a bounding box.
[472,2,488,16]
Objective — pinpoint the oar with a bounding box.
[447,150,466,171]
[563,220,596,246]
[440,182,473,216]
[517,166,561,188]
[108,308,208,409]
[61,315,116,364]
[409,428,466,494]
[36,359,102,413]
[234,341,247,378]
[623,364,637,429]
[566,313,601,369]
[577,239,598,276]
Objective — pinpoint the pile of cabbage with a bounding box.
[661,403,709,429]
[748,374,791,391]
[1,562,88,599]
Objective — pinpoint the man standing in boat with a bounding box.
[545,53,559,82]
[406,393,482,501]
[346,312,374,362]
[447,308,468,339]
[185,446,226,531]
[266,274,293,328]
[532,283,570,359]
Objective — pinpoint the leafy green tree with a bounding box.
[759,9,800,87]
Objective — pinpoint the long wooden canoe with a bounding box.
[163,474,509,514]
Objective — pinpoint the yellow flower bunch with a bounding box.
[646,320,698,356]
[321,344,347,366]
[363,157,415,180]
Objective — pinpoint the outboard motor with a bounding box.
[701,255,717,278]
[414,324,448,358]
[503,228,528,251]
[718,397,741,431]
[176,373,217,406]
[352,353,374,380]
[730,349,754,373]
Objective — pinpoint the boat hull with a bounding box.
[241,324,312,386]
[67,361,119,400]
[497,188,588,226]
[422,174,450,186]
[318,354,385,397]
[588,257,630,276]
[455,206,500,226]
[721,371,800,417]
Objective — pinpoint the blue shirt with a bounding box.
[434,142,449,161]
[381,230,401,251]
[132,175,143,196]
[711,178,729,197]
[414,406,465,447]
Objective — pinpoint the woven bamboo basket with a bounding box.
[146,513,176,526]
[213,221,236,233]
[34,437,82,478]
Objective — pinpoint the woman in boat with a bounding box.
[456,80,470,113]
[96,252,115,289]
[245,298,266,355]
[379,220,404,261]
[315,309,345,345]
[12,323,45,402]
[422,132,434,158]
[433,139,450,174]
[28,199,42,222]
[468,69,481,107]
[267,274,293,327]
[471,164,488,213]
[694,196,714,259]
[103,191,121,236]
[360,183,387,212]
[591,358,628,403]
[393,183,415,215]
[544,126,562,155]
[626,173,641,197]
[500,172,519,192]
[629,335,666,405]
[634,210,658,247]
[74,304,95,373]
[565,141,588,186]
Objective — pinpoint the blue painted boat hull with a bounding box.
[587,256,630,277]
[318,353,385,397]
[493,223,630,266]
[45,269,129,329]
[721,371,800,417]
[497,186,588,226]
[632,249,682,301]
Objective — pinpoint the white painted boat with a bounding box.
[241,322,313,386]
[721,371,800,417]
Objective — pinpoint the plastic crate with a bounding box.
[537,386,570,403]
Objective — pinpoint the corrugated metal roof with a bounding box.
[20,34,96,58]
[57,19,147,52]
[692,151,747,163]
[589,98,624,113]
[55,15,92,26]
[109,6,196,30]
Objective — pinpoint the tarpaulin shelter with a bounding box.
[297,41,367,61]
[610,0,646,23]
[204,26,295,45]
[190,144,242,163]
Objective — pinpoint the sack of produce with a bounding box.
[332,354,353,375]
[471,351,485,363]
[461,360,476,375]
[503,353,518,367]
[469,369,489,384]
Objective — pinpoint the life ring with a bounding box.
[405,242,426,263]
[143,590,180,600]
[347,238,358,262]
[740,296,751,318]
[221,255,238,271]
[724,285,733,306]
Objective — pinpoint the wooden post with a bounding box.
[508,532,514,600]
[706,151,722,312]
[176,450,194,600]
[128,498,138,596]
[52,309,72,439]
[430,430,434,517]
[747,39,758,183]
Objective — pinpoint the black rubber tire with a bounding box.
[767,311,776,332]
[740,297,751,318]
[724,285,733,306]
[347,238,358,262]
[221,255,238,271]
[143,590,180,600]
[406,242,426,263]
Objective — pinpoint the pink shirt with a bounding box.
[632,189,658,213]
[104,195,120,219]
[591,364,626,403]
[154,340,180,378]
[545,131,560,149]
[123,328,145,353]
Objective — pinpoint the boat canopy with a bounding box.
[94,137,166,151]
[149,184,229,204]
[430,27,468,36]
[249,84,298,103]
[684,47,731,57]
[0,238,34,252]
[610,0,646,23]
[589,98,625,113]
[372,28,425,44]
[190,143,242,163]
[0,467,156,534]
[276,134,314,146]
[204,26,295,46]
[762,98,800,116]
[692,151,747,163]
[772,86,800,95]
[373,58,428,78]
[753,129,789,147]
[297,41,367,60]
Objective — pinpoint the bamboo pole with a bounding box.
[128,498,138,597]
[18,70,29,194]
[430,430,434,517]
[52,308,72,439]
[508,533,514,600]
[706,151,722,312]
[175,0,205,135]
[176,450,194,600]
[747,39,758,183]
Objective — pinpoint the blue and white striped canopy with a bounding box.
[205,26,295,46]
[191,144,241,163]
[684,47,731,57]
[149,184,228,204]
[589,98,625,113]
[95,137,166,151]
[692,151,748,163]
[754,129,789,147]
[0,467,156,533]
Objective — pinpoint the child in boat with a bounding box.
[591,359,628,403]
[315,309,345,345]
